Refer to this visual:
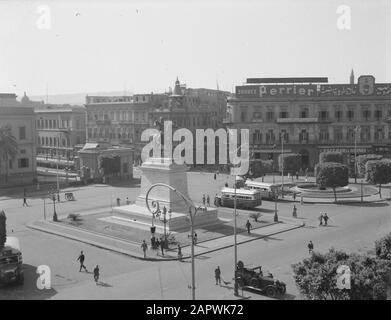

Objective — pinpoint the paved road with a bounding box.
[1,171,391,300]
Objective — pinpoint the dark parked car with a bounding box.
[235,260,286,298]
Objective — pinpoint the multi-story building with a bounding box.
[85,94,166,159]
[0,93,37,186]
[149,78,229,133]
[225,73,391,170]
[33,103,86,169]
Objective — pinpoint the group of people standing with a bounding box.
[318,212,330,226]
[202,194,211,207]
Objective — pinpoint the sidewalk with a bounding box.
[27,212,304,261]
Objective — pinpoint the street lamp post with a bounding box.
[233,175,239,296]
[361,179,364,203]
[354,126,360,184]
[281,132,285,199]
[51,191,58,222]
[145,183,199,300]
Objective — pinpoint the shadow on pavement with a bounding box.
[96,281,112,287]
[261,236,283,242]
[0,264,57,300]
[337,202,389,207]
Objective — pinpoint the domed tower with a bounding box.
[169,77,185,110]
[20,92,31,105]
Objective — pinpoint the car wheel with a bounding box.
[280,285,286,294]
[265,286,277,298]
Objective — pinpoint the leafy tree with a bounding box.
[319,152,344,164]
[375,232,391,260]
[248,159,273,178]
[0,210,6,248]
[0,125,18,183]
[356,154,383,177]
[292,248,391,300]
[316,162,349,202]
[278,153,301,175]
[365,159,391,198]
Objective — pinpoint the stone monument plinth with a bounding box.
[112,158,221,232]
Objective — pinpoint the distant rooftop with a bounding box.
[246,77,329,84]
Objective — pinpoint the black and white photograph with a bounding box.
[1,0,391,306]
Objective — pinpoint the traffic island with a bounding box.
[27,207,304,261]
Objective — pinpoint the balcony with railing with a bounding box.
[276,117,318,124]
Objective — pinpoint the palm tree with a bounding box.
[0,125,18,183]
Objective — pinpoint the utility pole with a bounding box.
[281,132,285,199]
[233,175,238,296]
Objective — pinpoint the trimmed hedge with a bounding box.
[357,154,383,176]
[278,153,301,174]
[319,152,344,164]
[316,162,349,201]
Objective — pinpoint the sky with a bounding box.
[0,0,390,97]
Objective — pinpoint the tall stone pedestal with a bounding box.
[112,157,221,232]
[135,158,189,212]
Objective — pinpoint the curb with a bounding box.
[27,218,305,262]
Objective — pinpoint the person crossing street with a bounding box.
[77,251,88,272]
[215,266,221,285]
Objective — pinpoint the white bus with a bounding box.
[218,188,262,209]
[244,181,280,200]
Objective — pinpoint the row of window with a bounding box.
[36,119,72,129]
[251,126,390,144]
[87,111,147,122]
[38,136,70,147]
[8,158,29,169]
[240,109,387,122]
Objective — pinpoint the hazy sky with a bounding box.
[0,0,390,96]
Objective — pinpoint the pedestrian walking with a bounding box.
[22,188,28,207]
[214,173,217,180]
[292,204,297,218]
[177,244,183,261]
[155,238,160,255]
[308,241,314,254]
[296,171,299,180]
[319,213,324,226]
[300,196,304,205]
[93,265,100,284]
[126,197,130,205]
[160,237,165,256]
[293,193,296,201]
[202,194,206,206]
[206,195,210,207]
[323,213,329,226]
[224,182,228,187]
[151,235,156,249]
[245,220,252,234]
[116,197,121,206]
[193,232,198,246]
[141,240,148,258]
[77,251,87,272]
[215,266,221,285]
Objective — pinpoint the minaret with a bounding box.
[350,69,355,84]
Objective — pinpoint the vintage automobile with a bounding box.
[0,237,24,286]
[235,260,286,298]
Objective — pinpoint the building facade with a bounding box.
[149,78,229,133]
[0,93,37,186]
[34,105,86,169]
[85,94,166,159]
[225,74,391,171]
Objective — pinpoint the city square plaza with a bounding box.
[1,164,391,299]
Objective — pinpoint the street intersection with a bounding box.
[1,171,390,300]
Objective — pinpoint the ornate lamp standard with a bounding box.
[145,182,200,300]
[50,189,58,222]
